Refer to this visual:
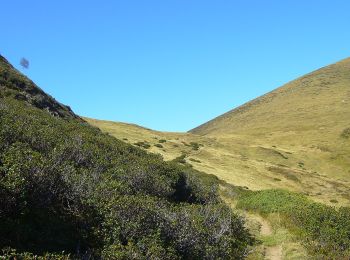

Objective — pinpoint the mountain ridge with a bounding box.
[190,57,350,135]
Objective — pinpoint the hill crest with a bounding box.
[190,57,350,135]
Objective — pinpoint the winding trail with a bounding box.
[252,214,282,260]
[266,245,283,260]
[220,187,283,260]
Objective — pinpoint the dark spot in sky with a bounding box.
[20,57,29,69]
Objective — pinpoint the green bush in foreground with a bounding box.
[237,189,350,258]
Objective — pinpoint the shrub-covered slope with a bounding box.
[0,56,253,259]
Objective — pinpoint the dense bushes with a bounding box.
[237,189,350,258]
[101,196,251,259]
[0,56,253,259]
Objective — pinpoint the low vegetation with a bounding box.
[134,141,151,149]
[189,158,201,163]
[189,142,201,151]
[341,127,350,139]
[171,153,188,165]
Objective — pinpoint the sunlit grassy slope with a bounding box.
[87,57,350,206]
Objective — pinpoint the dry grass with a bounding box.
[86,116,350,207]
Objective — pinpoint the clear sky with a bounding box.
[1,1,350,131]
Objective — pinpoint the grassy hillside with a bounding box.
[0,55,254,259]
[84,118,213,162]
[191,57,350,138]
[88,58,350,208]
[190,58,350,203]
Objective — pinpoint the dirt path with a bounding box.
[265,245,282,260]
[247,213,283,260]
[220,189,283,260]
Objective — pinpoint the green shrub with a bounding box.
[134,141,151,149]
[189,158,201,163]
[172,153,187,164]
[190,142,201,151]
[341,128,350,139]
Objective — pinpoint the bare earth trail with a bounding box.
[246,213,283,260]
[266,245,283,260]
[259,218,282,260]
[220,192,284,260]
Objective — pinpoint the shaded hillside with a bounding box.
[0,56,253,259]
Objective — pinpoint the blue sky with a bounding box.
[1,1,350,131]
